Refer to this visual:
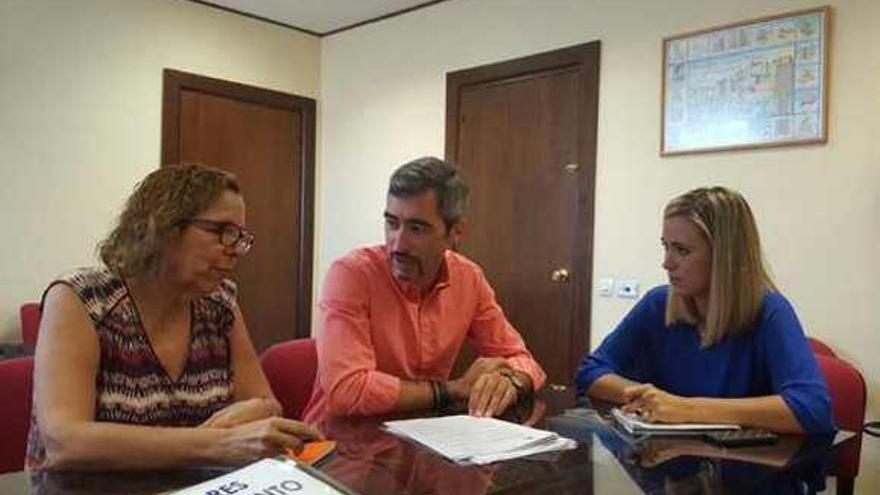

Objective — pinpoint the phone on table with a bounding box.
[703,429,778,447]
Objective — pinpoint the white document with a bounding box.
[469,435,577,464]
[170,458,346,495]
[383,415,576,465]
[611,407,740,435]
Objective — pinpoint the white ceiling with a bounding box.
[196,0,447,35]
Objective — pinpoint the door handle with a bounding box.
[550,268,570,283]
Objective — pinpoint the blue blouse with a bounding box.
[576,286,834,434]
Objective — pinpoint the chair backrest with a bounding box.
[815,353,866,478]
[807,336,837,357]
[19,302,42,352]
[815,354,866,433]
[0,357,35,474]
[260,338,317,420]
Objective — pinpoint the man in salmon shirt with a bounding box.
[303,156,546,424]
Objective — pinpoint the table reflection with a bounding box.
[1,388,861,495]
[20,467,231,495]
[547,405,838,495]
[317,393,588,495]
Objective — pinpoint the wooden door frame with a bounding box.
[445,42,600,377]
[161,68,316,339]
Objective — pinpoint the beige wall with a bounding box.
[0,0,320,341]
[317,0,879,430]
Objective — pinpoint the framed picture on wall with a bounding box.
[661,6,830,156]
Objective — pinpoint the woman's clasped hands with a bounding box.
[621,383,692,424]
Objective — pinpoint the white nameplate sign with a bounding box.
[171,458,346,495]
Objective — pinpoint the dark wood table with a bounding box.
[0,388,866,494]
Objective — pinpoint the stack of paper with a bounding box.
[384,415,577,465]
[611,407,740,436]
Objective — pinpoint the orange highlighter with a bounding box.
[286,440,337,466]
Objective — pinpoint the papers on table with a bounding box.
[383,415,577,465]
[611,407,740,435]
[170,458,350,495]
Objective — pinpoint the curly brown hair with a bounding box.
[98,164,240,277]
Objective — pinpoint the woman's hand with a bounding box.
[216,417,323,465]
[200,398,282,429]
[622,383,692,424]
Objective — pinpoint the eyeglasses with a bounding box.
[187,219,255,255]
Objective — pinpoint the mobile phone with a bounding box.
[703,429,778,447]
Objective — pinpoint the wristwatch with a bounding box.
[499,370,526,396]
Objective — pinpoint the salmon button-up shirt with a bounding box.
[302,245,546,424]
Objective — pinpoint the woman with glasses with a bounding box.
[27,164,320,470]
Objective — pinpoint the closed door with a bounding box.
[446,42,600,385]
[162,69,315,351]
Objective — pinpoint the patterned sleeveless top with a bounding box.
[26,267,236,470]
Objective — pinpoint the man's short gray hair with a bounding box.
[388,156,469,231]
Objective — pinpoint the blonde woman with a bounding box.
[577,186,833,434]
[28,164,320,470]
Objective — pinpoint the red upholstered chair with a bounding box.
[0,357,35,474]
[815,354,867,495]
[260,339,318,420]
[19,303,42,353]
[807,336,837,357]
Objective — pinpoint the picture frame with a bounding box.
[660,6,830,156]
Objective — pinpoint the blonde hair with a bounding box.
[98,164,240,277]
[664,186,777,347]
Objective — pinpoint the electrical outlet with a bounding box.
[617,280,640,299]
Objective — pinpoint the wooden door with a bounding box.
[446,42,600,385]
[162,69,315,351]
